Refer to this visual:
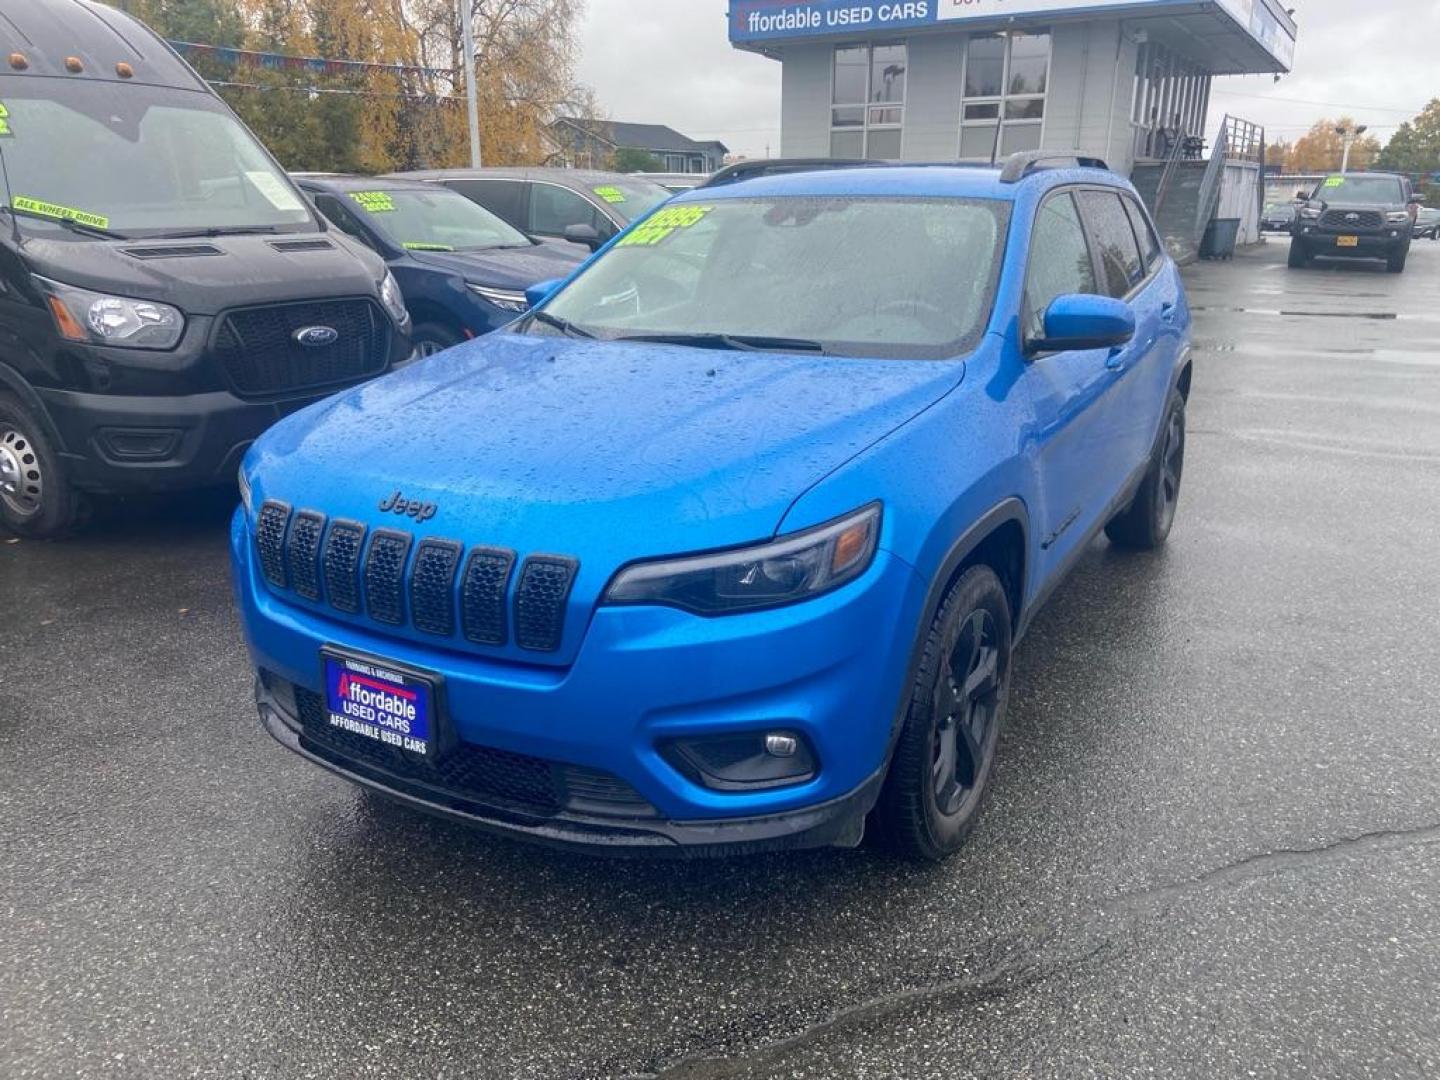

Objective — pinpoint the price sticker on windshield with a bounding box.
[350,191,396,213]
[618,205,714,247]
[594,185,626,204]
[0,102,12,138]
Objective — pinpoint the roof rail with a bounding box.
[998,151,1110,183]
[699,158,881,188]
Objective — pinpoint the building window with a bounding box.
[959,31,1050,161]
[831,43,906,158]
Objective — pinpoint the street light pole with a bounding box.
[1336,123,1368,173]
[459,0,482,168]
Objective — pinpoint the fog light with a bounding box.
[765,733,798,757]
[662,730,817,791]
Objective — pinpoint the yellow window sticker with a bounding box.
[1323,177,1345,187]
[618,205,714,247]
[350,191,397,213]
[0,102,12,138]
[11,195,110,230]
[593,185,626,204]
[402,241,455,251]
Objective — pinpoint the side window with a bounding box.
[1122,196,1162,273]
[1077,190,1144,298]
[446,179,526,229]
[313,194,378,252]
[530,183,605,237]
[1024,192,1097,342]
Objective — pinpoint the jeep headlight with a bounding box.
[379,269,408,325]
[1387,211,1411,224]
[604,504,880,615]
[39,276,184,350]
[1299,206,1321,220]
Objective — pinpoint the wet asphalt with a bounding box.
[3,239,1440,1079]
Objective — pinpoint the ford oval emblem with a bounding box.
[294,325,339,347]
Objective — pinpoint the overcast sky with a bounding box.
[575,0,1438,160]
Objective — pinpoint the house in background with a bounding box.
[550,118,729,174]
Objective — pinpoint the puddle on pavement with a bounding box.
[1190,306,1406,320]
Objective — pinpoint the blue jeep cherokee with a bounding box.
[232,153,1192,861]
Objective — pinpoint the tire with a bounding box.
[1386,246,1408,274]
[411,322,463,359]
[0,393,85,539]
[1287,240,1309,269]
[874,564,1012,862]
[1106,388,1186,551]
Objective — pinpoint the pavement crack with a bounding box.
[1104,822,1440,918]
[632,938,1112,1080]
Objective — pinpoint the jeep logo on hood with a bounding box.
[294,325,339,347]
[378,490,437,522]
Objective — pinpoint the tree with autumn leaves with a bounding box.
[1269,117,1382,174]
[104,0,594,172]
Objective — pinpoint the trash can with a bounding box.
[1200,217,1241,260]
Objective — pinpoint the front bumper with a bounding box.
[1293,226,1408,257]
[40,385,338,494]
[232,508,926,854]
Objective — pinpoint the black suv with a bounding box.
[1288,172,1420,273]
[0,0,410,538]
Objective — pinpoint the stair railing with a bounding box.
[1194,116,1230,244]
[1151,124,1188,218]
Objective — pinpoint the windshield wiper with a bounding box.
[146,225,283,239]
[530,309,596,339]
[3,206,130,240]
[614,332,827,354]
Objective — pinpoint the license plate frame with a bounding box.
[1336,235,1360,248]
[320,646,450,762]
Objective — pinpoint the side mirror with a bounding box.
[1295,190,1310,200]
[563,222,604,251]
[1409,194,1425,206]
[1028,294,1136,354]
[525,278,564,309]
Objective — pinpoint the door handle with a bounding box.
[1161,301,1178,323]
[1106,348,1126,371]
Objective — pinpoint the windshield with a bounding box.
[1312,175,1405,204]
[0,77,313,239]
[526,196,1009,360]
[590,177,673,222]
[339,186,530,251]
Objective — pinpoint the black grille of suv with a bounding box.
[256,501,578,654]
[215,299,388,397]
[1319,209,1384,231]
[293,687,653,818]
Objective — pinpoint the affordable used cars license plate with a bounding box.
[322,649,436,759]
[1336,235,1360,247]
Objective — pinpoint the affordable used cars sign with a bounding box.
[731,0,1294,69]
[731,1,939,41]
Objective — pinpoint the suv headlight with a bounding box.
[468,283,529,313]
[1299,206,1321,220]
[1386,211,1411,224]
[38,277,184,350]
[379,269,409,325]
[604,503,881,615]
[238,466,253,515]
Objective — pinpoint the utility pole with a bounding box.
[1336,123,1367,173]
[459,0,482,168]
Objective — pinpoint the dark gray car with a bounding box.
[387,168,672,252]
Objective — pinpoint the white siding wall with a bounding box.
[1044,21,1139,174]
[902,35,964,160]
[780,44,833,157]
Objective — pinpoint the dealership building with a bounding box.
[729,0,1297,177]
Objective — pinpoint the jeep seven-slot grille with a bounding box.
[215,298,388,397]
[292,687,652,818]
[1320,209,1384,231]
[253,503,577,653]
